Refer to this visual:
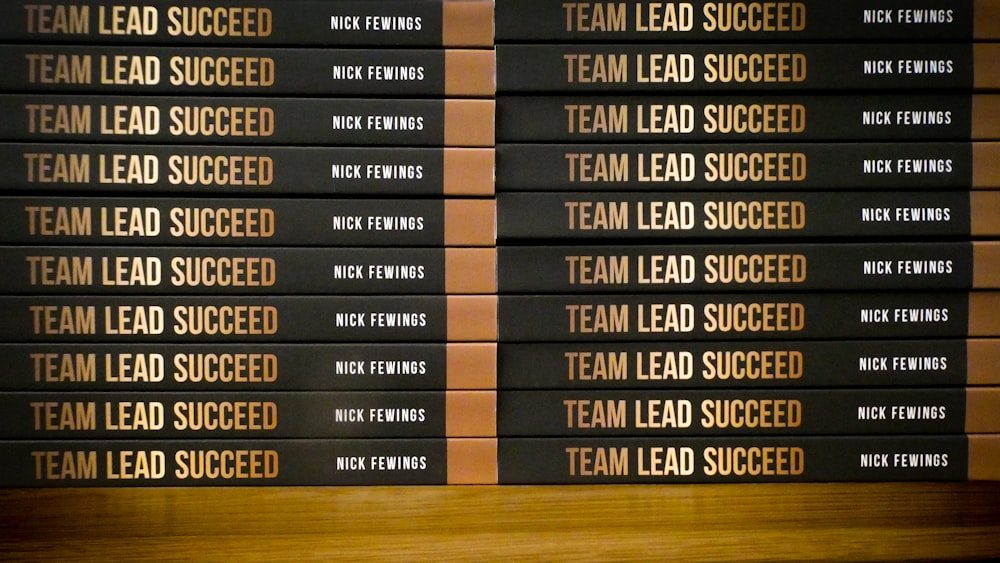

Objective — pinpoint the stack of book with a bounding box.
[0,0,498,486]
[494,0,1000,483]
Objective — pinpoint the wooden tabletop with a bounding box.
[2,483,999,561]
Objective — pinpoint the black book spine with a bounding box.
[497,95,974,142]
[498,291,976,342]
[3,95,491,146]
[1,439,455,486]
[6,1,484,46]
[1,45,490,96]
[498,242,974,293]
[496,44,972,93]
[498,436,968,483]
[498,388,966,436]
[495,0,974,42]
[0,342,477,391]
[5,144,493,195]
[1,246,493,295]
[499,340,970,389]
[497,191,969,241]
[496,143,972,191]
[0,197,493,246]
[0,391,496,438]
[0,295,497,342]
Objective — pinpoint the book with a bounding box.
[0,437,498,486]
[6,0,494,47]
[0,197,495,246]
[497,387,999,435]
[0,295,498,342]
[1,45,495,96]
[1,246,495,294]
[497,291,1000,341]
[497,191,999,241]
[496,142,999,191]
[4,95,494,146]
[6,144,494,195]
[498,339,1000,389]
[497,94,1000,142]
[0,390,496,438]
[498,242,1000,293]
[496,43,997,93]
[1,342,497,391]
[498,435,1000,483]
[495,1,995,42]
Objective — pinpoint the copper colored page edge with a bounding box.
[968,435,1000,480]
[975,44,1000,90]
[972,98,1000,140]
[446,391,496,437]
[445,50,496,96]
[967,339,1000,385]
[447,438,498,484]
[444,100,495,148]
[443,147,495,195]
[968,292,1000,336]
[966,388,1000,433]
[971,192,1000,236]
[973,242,1000,288]
[445,247,496,294]
[446,343,497,389]
[442,0,494,47]
[973,143,1000,188]
[975,0,1000,40]
[446,295,498,341]
[444,199,495,246]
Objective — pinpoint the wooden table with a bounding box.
[3,483,999,561]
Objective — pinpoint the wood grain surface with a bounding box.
[2,483,999,561]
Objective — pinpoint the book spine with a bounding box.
[497,388,971,436]
[6,1,495,47]
[497,191,970,241]
[495,0,976,42]
[0,247,496,295]
[1,45,495,96]
[498,242,977,293]
[0,342,497,391]
[0,197,495,246]
[496,142,974,191]
[0,295,498,342]
[497,94,975,142]
[0,390,496,438]
[5,144,495,195]
[3,96,495,146]
[496,44,973,93]
[498,291,984,342]
[0,437,499,486]
[498,436,969,483]
[498,339,977,389]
